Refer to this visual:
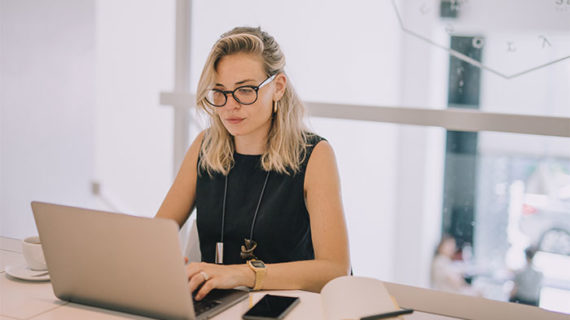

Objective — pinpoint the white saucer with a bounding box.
[5,265,50,281]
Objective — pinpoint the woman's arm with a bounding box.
[188,140,351,299]
[155,131,205,227]
[265,140,351,290]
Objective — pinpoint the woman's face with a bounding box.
[212,53,284,140]
[440,238,457,257]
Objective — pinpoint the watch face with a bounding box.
[250,260,265,268]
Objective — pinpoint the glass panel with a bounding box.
[475,131,570,312]
[310,117,570,314]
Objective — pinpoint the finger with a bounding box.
[185,262,203,278]
[184,257,189,264]
[188,273,206,293]
[195,278,215,301]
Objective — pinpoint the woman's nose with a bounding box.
[224,93,241,109]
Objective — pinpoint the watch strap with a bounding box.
[249,260,266,290]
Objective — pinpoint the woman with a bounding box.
[430,236,479,296]
[156,26,350,300]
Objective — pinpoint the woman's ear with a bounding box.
[273,73,287,100]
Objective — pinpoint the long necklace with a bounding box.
[216,170,270,264]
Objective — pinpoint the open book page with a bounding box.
[321,276,398,320]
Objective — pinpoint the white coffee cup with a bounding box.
[22,236,47,271]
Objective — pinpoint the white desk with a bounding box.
[2,237,565,320]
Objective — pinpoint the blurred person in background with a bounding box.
[509,246,543,306]
[431,235,480,296]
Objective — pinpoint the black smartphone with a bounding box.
[242,294,300,320]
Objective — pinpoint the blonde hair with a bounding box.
[196,26,308,176]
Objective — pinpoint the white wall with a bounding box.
[0,0,176,239]
[94,0,175,216]
[0,0,97,239]
[190,0,402,106]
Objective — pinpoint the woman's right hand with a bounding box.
[185,262,254,301]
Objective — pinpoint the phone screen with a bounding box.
[242,294,300,319]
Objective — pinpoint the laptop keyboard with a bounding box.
[192,289,229,316]
[193,298,222,315]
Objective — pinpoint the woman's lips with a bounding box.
[225,117,245,124]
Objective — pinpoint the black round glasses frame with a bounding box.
[205,74,277,107]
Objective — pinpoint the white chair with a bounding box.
[179,217,201,263]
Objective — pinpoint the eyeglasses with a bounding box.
[205,74,277,107]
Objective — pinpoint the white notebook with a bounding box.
[321,276,399,320]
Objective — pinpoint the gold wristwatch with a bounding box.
[247,259,266,290]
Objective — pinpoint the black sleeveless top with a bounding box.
[195,133,325,265]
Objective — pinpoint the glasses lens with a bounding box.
[206,89,226,107]
[234,87,257,105]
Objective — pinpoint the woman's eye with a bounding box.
[237,87,256,96]
[210,90,226,104]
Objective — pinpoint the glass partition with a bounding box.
[309,117,570,313]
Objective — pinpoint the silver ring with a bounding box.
[200,271,209,281]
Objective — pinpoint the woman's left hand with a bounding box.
[186,262,253,300]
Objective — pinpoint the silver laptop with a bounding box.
[31,201,248,320]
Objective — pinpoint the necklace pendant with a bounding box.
[215,242,224,264]
[240,238,258,260]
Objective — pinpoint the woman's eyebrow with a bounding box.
[214,79,256,87]
[235,79,256,85]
